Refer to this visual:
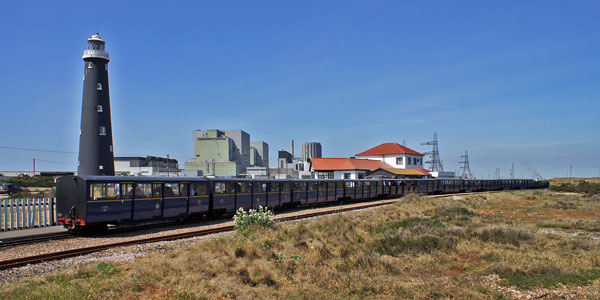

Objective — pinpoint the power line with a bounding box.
[0,145,188,157]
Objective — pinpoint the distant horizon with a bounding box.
[1,1,599,179]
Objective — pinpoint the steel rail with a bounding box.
[0,232,72,249]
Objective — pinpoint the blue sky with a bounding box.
[1,1,599,178]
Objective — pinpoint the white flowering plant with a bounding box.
[233,206,275,232]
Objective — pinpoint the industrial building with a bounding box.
[185,129,269,177]
[301,142,322,162]
[115,156,178,176]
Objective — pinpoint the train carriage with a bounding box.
[57,175,548,232]
[56,175,211,229]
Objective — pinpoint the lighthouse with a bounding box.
[77,33,115,176]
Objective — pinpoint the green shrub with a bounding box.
[233,206,275,232]
[434,206,476,221]
[373,217,444,235]
[496,267,600,289]
[473,226,535,246]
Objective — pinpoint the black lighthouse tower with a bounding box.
[77,34,115,176]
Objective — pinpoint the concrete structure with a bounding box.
[311,158,390,179]
[185,129,268,177]
[355,143,425,170]
[246,166,268,178]
[77,33,115,176]
[115,156,178,176]
[301,142,322,162]
[250,141,269,168]
[429,171,456,178]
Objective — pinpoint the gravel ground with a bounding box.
[480,274,600,300]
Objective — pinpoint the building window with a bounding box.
[343,173,351,179]
[396,157,403,165]
[97,83,103,90]
[99,126,106,135]
[87,62,93,69]
[97,105,103,112]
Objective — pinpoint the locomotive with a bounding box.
[56,175,548,231]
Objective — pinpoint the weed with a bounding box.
[496,267,600,289]
[372,217,444,235]
[97,262,119,276]
[233,206,275,234]
[473,225,535,246]
[435,206,476,221]
[545,200,577,210]
[373,230,456,255]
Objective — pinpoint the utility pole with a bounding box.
[459,150,473,179]
[33,158,36,177]
[510,163,514,179]
[167,154,170,177]
[421,133,444,172]
[569,166,573,178]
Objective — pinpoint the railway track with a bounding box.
[0,232,72,249]
[0,191,504,271]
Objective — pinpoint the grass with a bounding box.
[1,183,600,299]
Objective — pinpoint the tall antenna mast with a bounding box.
[459,150,473,179]
[421,132,444,172]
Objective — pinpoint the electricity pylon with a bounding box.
[421,132,444,172]
[459,150,473,179]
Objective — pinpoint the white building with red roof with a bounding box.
[355,142,426,170]
[311,157,391,179]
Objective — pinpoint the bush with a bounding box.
[434,206,476,221]
[233,206,275,232]
[473,225,535,246]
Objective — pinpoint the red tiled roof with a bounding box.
[312,158,392,171]
[356,143,423,156]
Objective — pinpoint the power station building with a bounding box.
[301,142,322,162]
[185,129,269,177]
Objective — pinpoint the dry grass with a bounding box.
[2,186,600,299]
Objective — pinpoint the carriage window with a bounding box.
[237,182,250,193]
[328,182,336,190]
[230,182,240,193]
[135,183,152,198]
[190,182,207,195]
[213,182,226,194]
[122,183,134,199]
[336,182,344,189]
[91,183,120,200]
[345,181,355,188]
[253,183,265,193]
[282,182,291,192]
[180,183,188,196]
[153,183,162,198]
[164,183,180,197]
[269,183,279,192]
[318,182,326,189]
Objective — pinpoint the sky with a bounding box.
[1,1,599,179]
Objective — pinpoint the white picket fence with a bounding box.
[0,198,57,231]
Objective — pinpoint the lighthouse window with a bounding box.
[99,126,106,136]
[99,165,104,170]
[87,62,93,69]
[97,105,103,112]
[105,64,108,71]
[97,83,103,90]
